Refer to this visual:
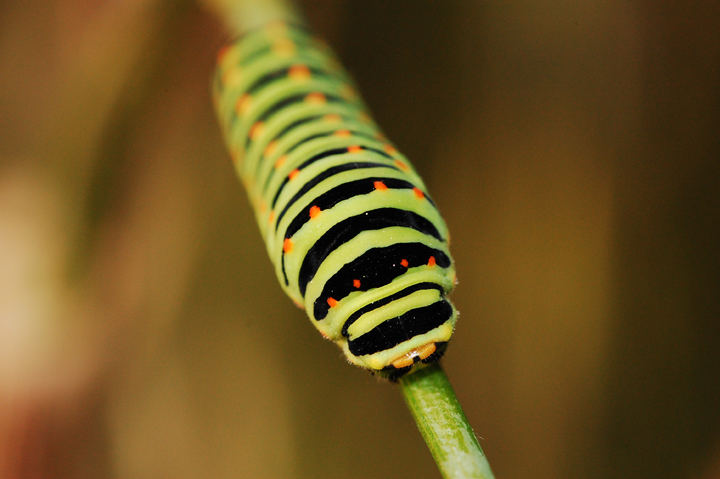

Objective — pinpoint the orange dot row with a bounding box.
[264,130,371,163]
[269,146,406,176]
[323,256,438,310]
[271,181,424,230]
[238,90,328,124]
[396,256,436,268]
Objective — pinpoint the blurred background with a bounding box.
[1,1,719,477]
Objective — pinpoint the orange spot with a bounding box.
[217,45,231,64]
[236,94,252,114]
[324,114,342,122]
[305,92,326,104]
[320,330,330,339]
[334,129,351,137]
[309,205,321,218]
[264,140,278,157]
[393,159,409,171]
[327,297,338,308]
[259,201,267,213]
[288,169,300,180]
[373,181,388,191]
[249,122,264,140]
[274,155,287,168]
[347,145,362,154]
[293,299,304,309]
[268,211,275,224]
[353,279,361,289]
[288,65,311,80]
[283,238,293,253]
[400,259,409,268]
[427,256,436,267]
[413,187,425,199]
[384,144,398,155]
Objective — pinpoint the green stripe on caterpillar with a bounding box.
[212,22,457,380]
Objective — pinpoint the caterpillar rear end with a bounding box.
[212,22,457,380]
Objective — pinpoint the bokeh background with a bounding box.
[1,1,719,478]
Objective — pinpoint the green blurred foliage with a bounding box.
[0,1,718,478]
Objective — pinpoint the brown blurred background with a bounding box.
[1,1,719,478]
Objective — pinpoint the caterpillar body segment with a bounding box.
[213,22,457,380]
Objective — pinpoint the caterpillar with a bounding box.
[212,22,457,380]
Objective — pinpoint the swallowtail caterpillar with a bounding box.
[213,22,457,381]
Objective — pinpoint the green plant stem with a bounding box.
[401,364,495,479]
